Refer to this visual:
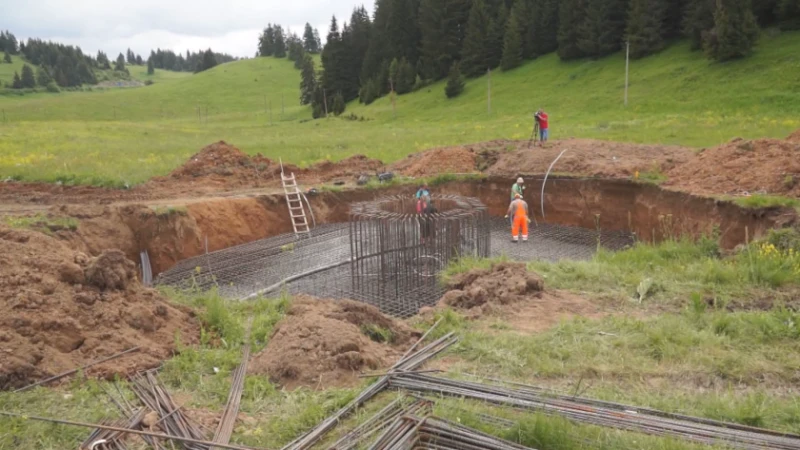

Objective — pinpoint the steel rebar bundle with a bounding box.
[388,374,800,450]
[130,370,210,450]
[349,195,490,317]
[213,344,251,449]
[327,397,433,450]
[282,320,458,450]
[367,414,535,450]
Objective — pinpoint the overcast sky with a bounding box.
[4,0,374,58]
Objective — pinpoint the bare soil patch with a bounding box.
[0,225,199,391]
[249,296,420,390]
[665,135,800,197]
[439,262,608,333]
[486,138,693,179]
[390,146,480,177]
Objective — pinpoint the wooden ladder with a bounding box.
[280,160,310,236]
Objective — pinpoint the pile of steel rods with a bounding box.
[213,323,253,449]
[82,382,167,450]
[282,319,458,450]
[388,374,800,450]
[367,414,533,450]
[130,370,210,450]
[327,397,433,450]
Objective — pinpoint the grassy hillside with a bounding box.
[1,32,799,186]
[0,54,29,87]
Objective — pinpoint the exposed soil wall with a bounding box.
[50,177,796,277]
[437,177,795,249]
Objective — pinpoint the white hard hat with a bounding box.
[517,177,523,184]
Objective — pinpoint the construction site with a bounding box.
[2,132,800,450]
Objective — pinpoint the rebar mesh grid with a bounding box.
[347,195,491,316]
[156,206,635,317]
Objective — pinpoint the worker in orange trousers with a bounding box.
[505,193,530,243]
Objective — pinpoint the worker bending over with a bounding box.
[510,177,524,200]
[505,193,530,243]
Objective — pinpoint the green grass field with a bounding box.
[0,54,28,87]
[1,31,799,186]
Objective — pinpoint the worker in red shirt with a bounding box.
[535,109,549,146]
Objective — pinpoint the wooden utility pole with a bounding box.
[269,101,273,125]
[281,93,285,117]
[487,68,491,114]
[624,41,630,107]
[323,89,329,117]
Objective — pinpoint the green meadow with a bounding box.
[0,31,799,186]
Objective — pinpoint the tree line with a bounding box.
[265,0,800,117]
[146,48,238,73]
[2,29,238,90]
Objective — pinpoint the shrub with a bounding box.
[45,82,60,93]
[445,63,465,99]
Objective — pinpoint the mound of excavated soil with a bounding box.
[665,135,800,197]
[0,226,199,390]
[249,296,419,389]
[441,262,544,311]
[438,262,606,332]
[788,130,800,143]
[486,138,693,178]
[302,155,386,183]
[390,146,479,177]
[160,141,284,186]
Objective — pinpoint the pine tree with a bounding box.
[273,25,287,58]
[136,54,143,65]
[662,0,688,38]
[126,48,135,64]
[395,58,416,93]
[259,25,275,56]
[682,0,715,50]
[20,64,36,88]
[577,0,627,58]
[359,78,380,104]
[418,0,470,80]
[300,54,317,105]
[486,3,508,70]
[445,63,465,98]
[461,0,491,77]
[362,0,393,84]
[2,51,10,64]
[751,0,778,26]
[501,4,524,70]
[115,53,126,71]
[314,29,322,51]
[533,0,562,55]
[11,71,22,89]
[147,58,155,75]
[196,49,217,72]
[626,0,666,59]
[36,65,52,86]
[777,0,800,30]
[558,0,587,60]
[303,23,319,52]
[332,92,346,115]
[388,0,422,64]
[343,7,373,99]
[704,0,759,61]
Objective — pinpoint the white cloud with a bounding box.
[7,0,373,57]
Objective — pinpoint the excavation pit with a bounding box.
[153,176,792,317]
[156,194,634,317]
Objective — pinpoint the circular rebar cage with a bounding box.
[348,194,490,317]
